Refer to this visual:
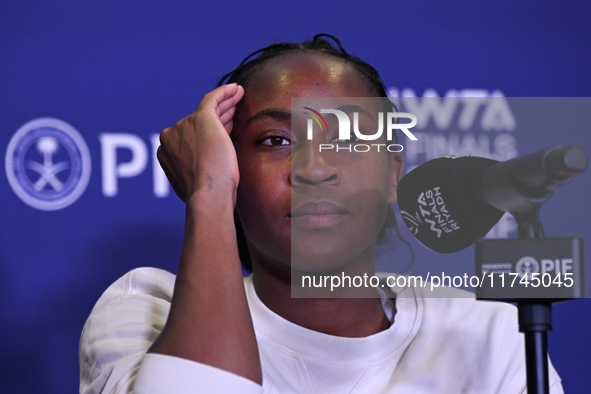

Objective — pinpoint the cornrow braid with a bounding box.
[220,34,409,272]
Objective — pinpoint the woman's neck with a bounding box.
[251,262,392,338]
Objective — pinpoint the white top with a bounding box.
[79,267,564,393]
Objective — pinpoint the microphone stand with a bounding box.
[475,145,587,394]
[513,201,552,394]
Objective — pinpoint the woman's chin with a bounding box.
[290,250,370,275]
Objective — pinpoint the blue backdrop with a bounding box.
[1,1,590,392]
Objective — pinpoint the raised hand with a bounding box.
[157,83,245,203]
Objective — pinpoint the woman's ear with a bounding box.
[388,153,404,204]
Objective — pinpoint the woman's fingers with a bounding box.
[216,85,243,134]
[219,105,236,127]
[200,83,243,112]
[224,119,234,134]
[216,85,245,117]
[195,84,243,135]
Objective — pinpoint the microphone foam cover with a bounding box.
[397,156,504,253]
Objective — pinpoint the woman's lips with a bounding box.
[289,201,349,227]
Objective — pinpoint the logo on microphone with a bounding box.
[483,255,575,280]
[5,118,92,210]
[401,186,461,239]
[515,256,540,280]
[401,211,422,235]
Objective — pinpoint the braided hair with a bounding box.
[219,34,406,272]
[219,34,389,99]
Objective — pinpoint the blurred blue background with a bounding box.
[1,1,590,392]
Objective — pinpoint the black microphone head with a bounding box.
[397,156,505,254]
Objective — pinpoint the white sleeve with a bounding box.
[133,354,262,394]
[79,267,263,394]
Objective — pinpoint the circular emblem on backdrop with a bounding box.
[515,256,540,280]
[5,118,91,211]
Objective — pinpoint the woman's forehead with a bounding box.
[241,52,375,107]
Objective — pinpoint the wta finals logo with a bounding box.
[5,118,91,210]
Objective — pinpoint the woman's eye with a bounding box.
[261,136,291,146]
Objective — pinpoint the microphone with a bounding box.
[397,145,588,253]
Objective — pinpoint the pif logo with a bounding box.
[302,106,418,153]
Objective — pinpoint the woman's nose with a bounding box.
[290,141,340,187]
